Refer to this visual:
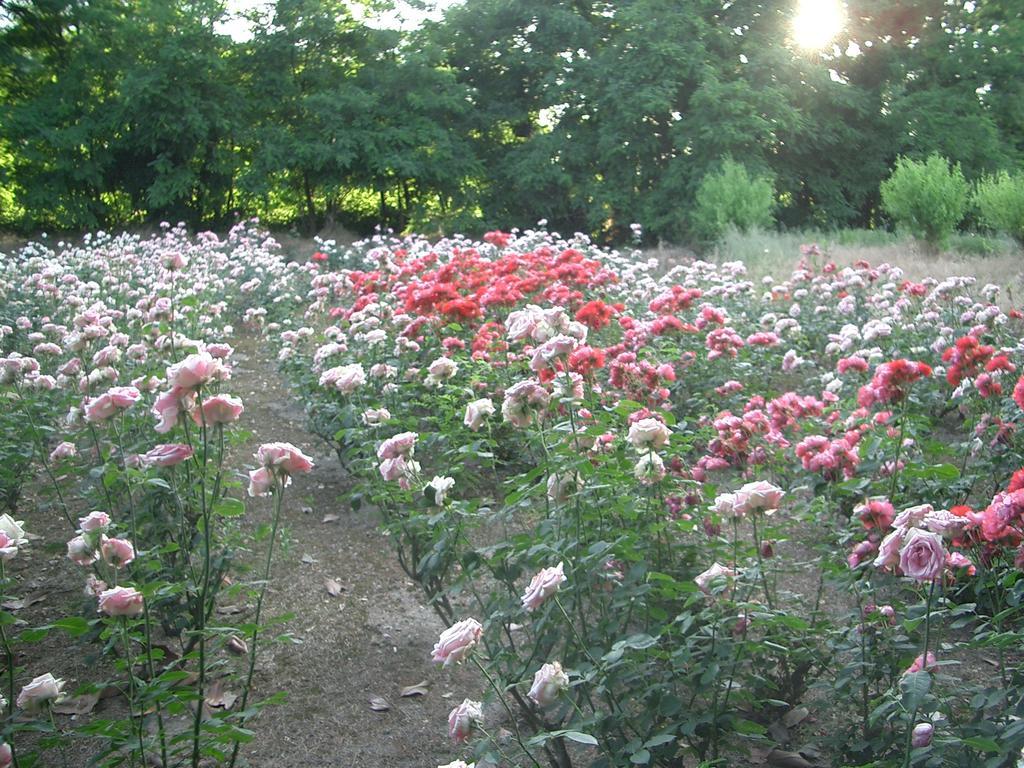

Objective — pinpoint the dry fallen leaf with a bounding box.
[767,749,815,768]
[2,593,45,611]
[52,693,100,716]
[324,578,343,597]
[783,706,809,728]
[368,695,390,712]
[400,681,429,698]
[226,636,248,656]
[205,679,238,710]
[322,514,339,523]
[215,604,245,615]
[301,553,317,564]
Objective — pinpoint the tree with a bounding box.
[880,154,969,249]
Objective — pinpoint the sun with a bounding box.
[792,0,846,50]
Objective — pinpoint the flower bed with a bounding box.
[1,224,1023,767]
[279,232,1024,767]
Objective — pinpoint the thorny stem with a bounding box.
[228,474,286,768]
[902,579,936,768]
[471,656,543,768]
[191,389,212,768]
[0,563,20,768]
[118,618,146,768]
[113,418,169,765]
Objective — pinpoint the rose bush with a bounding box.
[3,222,1024,767]
[275,228,1024,767]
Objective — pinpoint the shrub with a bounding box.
[973,170,1024,244]
[692,158,775,242]
[879,154,968,250]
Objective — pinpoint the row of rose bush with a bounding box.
[269,231,1024,767]
[0,222,314,766]
[3,221,1023,767]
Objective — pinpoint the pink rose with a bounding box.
[893,503,933,529]
[152,387,194,434]
[84,386,141,422]
[98,586,144,617]
[527,661,569,707]
[206,343,233,360]
[16,673,64,711]
[695,562,736,595]
[627,417,671,450]
[898,528,946,582]
[733,480,784,515]
[463,399,495,431]
[67,535,98,566]
[79,511,110,533]
[319,363,365,394]
[712,492,739,517]
[100,536,135,569]
[521,562,566,611]
[447,698,482,744]
[431,618,483,666]
[847,540,876,569]
[906,651,937,675]
[84,575,107,597]
[49,442,77,462]
[0,741,12,768]
[377,432,418,461]
[945,551,975,576]
[142,443,194,467]
[248,467,274,497]
[166,352,226,391]
[256,442,314,476]
[873,529,905,570]
[0,532,16,561]
[193,394,244,425]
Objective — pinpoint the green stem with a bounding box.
[119,618,145,768]
[902,580,936,768]
[191,389,212,768]
[751,512,774,610]
[227,474,286,768]
[470,656,543,768]
[888,401,908,504]
[0,563,20,768]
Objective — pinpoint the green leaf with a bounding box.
[214,498,245,517]
[563,731,599,746]
[963,736,1001,753]
[732,718,767,736]
[900,671,932,712]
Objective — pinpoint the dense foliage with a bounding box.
[1,0,1022,241]
[880,155,970,250]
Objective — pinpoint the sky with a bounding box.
[218,0,462,40]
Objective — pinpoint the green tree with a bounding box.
[973,170,1024,244]
[880,154,969,249]
[692,158,775,242]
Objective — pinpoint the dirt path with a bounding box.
[228,335,474,767]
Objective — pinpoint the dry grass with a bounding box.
[653,228,1024,294]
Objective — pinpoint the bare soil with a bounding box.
[228,335,476,767]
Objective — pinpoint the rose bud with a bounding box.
[911,722,933,748]
[527,661,569,707]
